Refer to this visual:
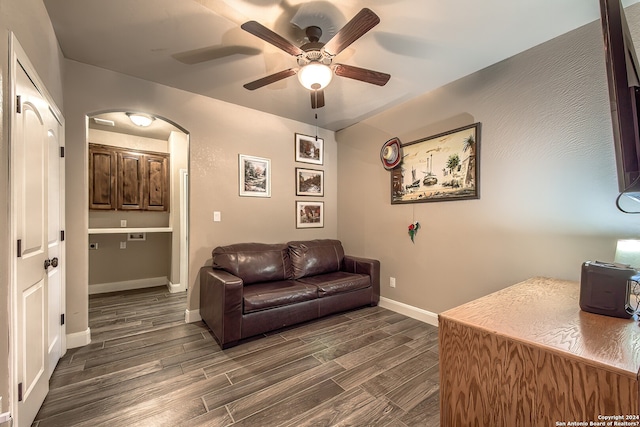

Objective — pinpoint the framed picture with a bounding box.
[391,123,481,204]
[295,133,323,165]
[239,154,271,197]
[296,167,324,196]
[296,201,324,228]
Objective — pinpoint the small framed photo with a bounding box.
[296,167,324,196]
[296,201,324,228]
[239,154,271,197]
[295,133,323,165]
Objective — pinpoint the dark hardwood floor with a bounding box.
[33,286,440,426]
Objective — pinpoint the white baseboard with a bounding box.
[66,327,91,349]
[379,297,439,327]
[167,281,187,293]
[88,276,169,295]
[185,308,201,323]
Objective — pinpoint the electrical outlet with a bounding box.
[120,241,126,249]
[390,277,396,288]
[120,219,127,227]
[89,242,98,250]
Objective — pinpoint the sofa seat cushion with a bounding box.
[243,280,318,314]
[297,272,370,297]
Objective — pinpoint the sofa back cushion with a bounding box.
[212,243,293,285]
[288,239,345,279]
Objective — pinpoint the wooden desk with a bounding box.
[439,277,640,426]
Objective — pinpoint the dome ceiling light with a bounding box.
[127,113,155,127]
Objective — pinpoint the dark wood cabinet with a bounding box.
[89,144,170,212]
[89,145,117,210]
[117,150,144,210]
[143,154,169,211]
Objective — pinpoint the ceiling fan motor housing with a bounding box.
[297,25,333,67]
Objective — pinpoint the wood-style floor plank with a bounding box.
[202,356,323,411]
[231,380,346,426]
[226,361,345,422]
[33,286,440,426]
[279,386,376,427]
[360,350,438,398]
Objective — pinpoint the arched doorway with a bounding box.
[86,111,190,299]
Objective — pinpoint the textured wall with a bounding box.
[0,0,65,414]
[337,5,640,314]
[64,60,338,340]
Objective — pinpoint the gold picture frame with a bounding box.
[391,123,480,204]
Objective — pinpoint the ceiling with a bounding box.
[44,0,640,132]
[88,112,185,140]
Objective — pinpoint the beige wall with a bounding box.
[169,131,189,286]
[89,233,172,285]
[337,5,640,315]
[64,59,337,340]
[0,0,65,414]
[88,128,169,152]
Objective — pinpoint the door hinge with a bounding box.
[61,313,65,326]
[60,146,65,158]
[17,239,21,257]
[18,382,23,402]
[16,95,22,114]
[61,230,65,241]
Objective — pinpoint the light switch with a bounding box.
[214,211,221,222]
[120,241,126,249]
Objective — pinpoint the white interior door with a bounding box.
[46,107,64,378]
[11,38,65,427]
[13,61,49,427]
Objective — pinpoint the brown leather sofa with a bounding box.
[200,239,380,348]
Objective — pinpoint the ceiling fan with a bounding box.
[241,8,390,109]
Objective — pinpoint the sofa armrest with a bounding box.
[199,267,243,348]
[343,255,380,305]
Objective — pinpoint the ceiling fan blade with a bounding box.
[311,89,325,109]
[323,8,380,56]
[243,68,297,90]
[241,21,304,57]
[334,63,390,86]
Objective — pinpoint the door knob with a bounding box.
[44,257,59,270]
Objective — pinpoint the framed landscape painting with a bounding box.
[239,154,271,197]
[391,123,481,204]
[295,133,323,165]
[296,167,324,196]
[296,201,324,228]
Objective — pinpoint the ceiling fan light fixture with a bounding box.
[297,62,333,90]
[127,113,155,127]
